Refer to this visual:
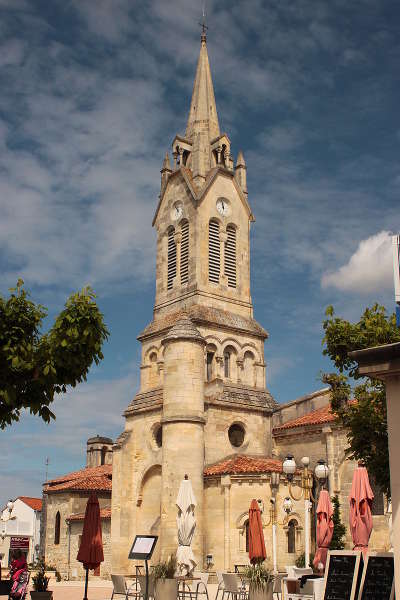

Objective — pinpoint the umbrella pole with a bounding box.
[83,567,89,600]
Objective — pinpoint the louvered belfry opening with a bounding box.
[167,227,177,290]
[225,224,237,288]
[209,219,220,283]
[180,219,189,285]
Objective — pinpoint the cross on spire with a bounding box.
[199,2,208,42]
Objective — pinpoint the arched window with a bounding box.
[54,511,61,545]
[180,220,189,285]
[243,351,255,386]
[167,227,177,290]
[288,519,296,553]
[209,220,220,283]
[206,352,214,382]
[224,225,237,288]
[370,477,385,515]
[224,349,231,378]
[245,519,250,553]
[101,446,108,466]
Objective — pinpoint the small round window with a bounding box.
[154,425,162,448]
[228,423,245,447]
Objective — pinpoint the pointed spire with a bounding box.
[162,151,171,171]
[236,150,246,167]
[185,36,220,143]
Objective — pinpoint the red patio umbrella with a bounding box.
[313,490,334,570]
[349,465,374,557]
[248,499,267,564]
[77,492,104,600]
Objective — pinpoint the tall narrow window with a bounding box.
[224,350,231,378]
[225,225,237,288]
[54,511,61,545]
[206,352,214,382]
[287,520,296,553]
[180,220,189,285]
[101,446,107,466]
[167,227,176,290]
[209,220,220,283]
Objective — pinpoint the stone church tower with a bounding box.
[111,30,276,572]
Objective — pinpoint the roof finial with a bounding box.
[199,1,208,43]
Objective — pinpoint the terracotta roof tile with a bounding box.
[68,507,111,522]
[272,405,336,433]
[204,455,282,476]
[46,475,112,493]
[45,465,112,494]
[18,497,42,511]
[46,464,112,485]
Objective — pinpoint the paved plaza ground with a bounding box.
[0,580,220,600]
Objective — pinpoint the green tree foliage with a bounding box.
[322,303,400,499]
[0,280,109,428]
[330,495,346,550]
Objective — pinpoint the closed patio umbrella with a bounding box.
[349,465,374,557]
[77,492,104,600]
[176,475,197,576]
[313,490,334,570]
[248,499,266,564]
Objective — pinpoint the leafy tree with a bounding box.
[322,303,400,499]
[0,280,109,428]
[330,495,346,550]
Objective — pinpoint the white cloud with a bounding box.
[321,230,394,294]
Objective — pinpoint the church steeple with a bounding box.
[185,33,220,143]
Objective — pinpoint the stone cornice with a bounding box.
[161,414,206,425]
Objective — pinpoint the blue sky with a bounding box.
[0,0,399,506]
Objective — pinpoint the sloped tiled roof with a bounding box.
[45,465,112,494]
[68,507,111,522]
[204,455,282,476]
[272,405,336,433]
[18,497,42,511]
[138,305,268,340]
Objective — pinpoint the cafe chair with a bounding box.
[215,571,225,600]
[179,572,209,600]
[221,573,249,600]
[111,574,142,600]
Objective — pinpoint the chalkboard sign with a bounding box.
[323,551,363,600]
[358,553,394,600]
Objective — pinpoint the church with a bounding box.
[42,31,390,578]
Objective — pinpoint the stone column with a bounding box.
[221,475,231,570]
[160,315,206,565]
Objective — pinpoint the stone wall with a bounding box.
[67,520,111,580]
[45,492,111,578]
[204,474,308,572]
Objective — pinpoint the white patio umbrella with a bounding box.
[176,475,197,576]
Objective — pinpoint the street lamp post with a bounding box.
[282,456,329,568]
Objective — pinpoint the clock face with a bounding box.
[216,198,230,216]
[171,202,183,221]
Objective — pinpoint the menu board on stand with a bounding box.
[322,551,363,600]
[357,552,394,600]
